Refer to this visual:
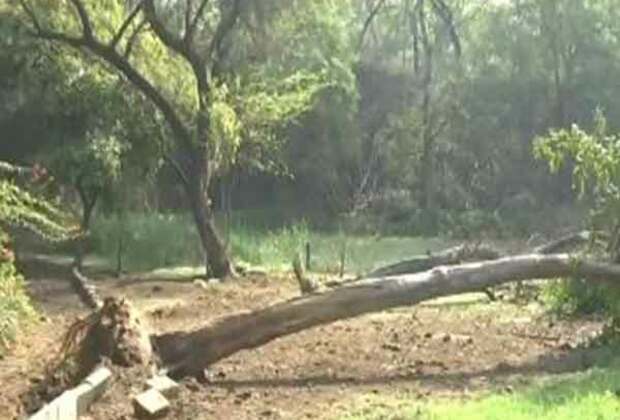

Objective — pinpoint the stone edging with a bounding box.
[29,366,112,420]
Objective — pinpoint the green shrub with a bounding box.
[543,277,613,316]
[0,255,35,352]
[0,177,74,353]
[535,113,620,322]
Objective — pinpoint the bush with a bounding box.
[535,115,620,323]
[543,278,613,316]
[0,177,74,353]
[0,237,35,353]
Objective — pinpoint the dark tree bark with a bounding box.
[416,0,436,211]
[73,177,99,270]
[183,153,235,278]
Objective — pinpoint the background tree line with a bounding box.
[2,0,620,273]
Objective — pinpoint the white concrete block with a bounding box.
[133,389,170,418]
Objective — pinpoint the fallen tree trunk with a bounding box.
[151,253,620,377]
[533,231,593,254]
[363,243,502,278]
[71,265,103,310]
[362,232,594,280]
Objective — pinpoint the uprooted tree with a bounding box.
[93,109,620,379]
[59,248,620,380]
[14,0,620,397]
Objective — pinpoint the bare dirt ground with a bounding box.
[0,259,607,419]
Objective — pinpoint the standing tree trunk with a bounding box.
[408,0,460,211]
[415,0,435,211]
[74,180,99,270]
[184,153,235,279]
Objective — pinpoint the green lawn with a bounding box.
[340,358,620,420]
[89,212,454,274]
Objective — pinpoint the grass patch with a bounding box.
[90,212,452,274]
[340,356,620,420]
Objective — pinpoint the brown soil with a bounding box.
[0,263,607,420]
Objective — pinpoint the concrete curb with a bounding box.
[29,367,112,420]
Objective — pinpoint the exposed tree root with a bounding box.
[22,298,153,414]
[72,298,153,373]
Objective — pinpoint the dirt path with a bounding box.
[0,263,606,419]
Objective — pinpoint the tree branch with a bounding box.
[429,0,461,57]
[142,0,207,98]
[19,1,196,151]
[19,0,84,46]
[165,154,191,188]
[87,41,194,149]
[110,0,145,49]
[363,243,502,279]
[153,253,620,376]
[208,0,242,77]
[68,0,94,40]
[143,0,188,56]
[184,0,194,36]
[18,0,41,33]
[358,0,387,51]
[123,18,148,59]
[534,231,594,254]
[358,232,595,281]
[0,161,34,178]
[186,0,211,42]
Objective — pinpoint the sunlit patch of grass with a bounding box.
[339,357,620,420]
[90,212,453,275]
[305,234,453,275]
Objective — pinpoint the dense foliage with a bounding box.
[3,1,620,269]
[0,175,76,351]
[535,112,620,320]
[3,0,620,236]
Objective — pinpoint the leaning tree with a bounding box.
[10,0,333,277]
